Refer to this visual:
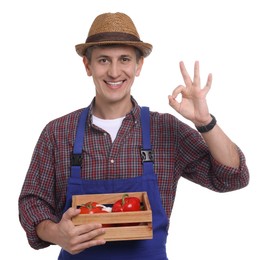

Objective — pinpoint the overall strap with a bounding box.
[70,106,153,178]
[70,106,90,177]
[140,107,154,174]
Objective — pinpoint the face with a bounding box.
[83,45,144,108]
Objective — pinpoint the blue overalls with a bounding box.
[58,106,169,260]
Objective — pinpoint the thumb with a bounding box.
[63,207,81,221]
[168,95,181,113]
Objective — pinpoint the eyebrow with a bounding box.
[96,54,132,59]
[96,55,109,59]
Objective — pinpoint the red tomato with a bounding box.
[112,194,141,212]
[79,201,110,214]
[79,201,112,227]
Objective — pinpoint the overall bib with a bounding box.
[58,107,169,260]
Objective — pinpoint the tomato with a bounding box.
[79,201,111,214]
[111,194,142,226]
[79,206,90,214]
[79,201,112,227]
[112,194,141,212]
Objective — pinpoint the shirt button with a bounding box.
[104,132,107,136]
[110,159,115,164]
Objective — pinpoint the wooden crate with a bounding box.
[72,191,153,241]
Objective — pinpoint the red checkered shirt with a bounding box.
[19,97,249,249]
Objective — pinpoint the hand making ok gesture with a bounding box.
[168,61,213,126]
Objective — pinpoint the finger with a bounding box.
[71,237,106,255]
[202,73,212,96]
[169,85,185,110]
[193,61,201,87]
[206,73,212,89]
[72,224,106,252]
[77,224,105,239]
[168,95,181,112]
[179,61,192,87]
[80,237,106,249]
[76,223,103,235]
[171,85,184,99]
[68,232,106,255]
[63,207,81,221]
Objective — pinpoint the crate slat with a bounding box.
[95,225,153,241]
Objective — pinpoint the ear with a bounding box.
[135,57,144,77]
[83,56,92,76]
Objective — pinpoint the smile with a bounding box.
[105,80,125,88]
[105,80,124,85]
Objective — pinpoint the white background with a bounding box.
[1,0,265,259]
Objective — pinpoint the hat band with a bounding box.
[86,32,142,43]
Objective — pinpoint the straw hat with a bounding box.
[75,12,153,58]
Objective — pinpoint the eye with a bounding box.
[98,58,109,64]
[121,56,131,63]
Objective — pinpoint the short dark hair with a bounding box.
[85,44,143,63]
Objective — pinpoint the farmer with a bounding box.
[19,12,249,260]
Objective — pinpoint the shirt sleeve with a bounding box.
[178,121,249,192]
[18,126,60,249]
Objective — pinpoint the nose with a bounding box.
[108,61,120,78]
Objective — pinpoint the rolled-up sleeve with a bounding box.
[206,146,249,192]
[179,123,249,192]
[18,127,60,249]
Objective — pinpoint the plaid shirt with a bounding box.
[19,97,249,249]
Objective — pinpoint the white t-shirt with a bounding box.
[92,115,125,142]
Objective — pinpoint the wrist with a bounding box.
[195,114,217,133]
[36,220,58,244]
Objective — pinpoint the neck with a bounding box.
[93,97,133,119]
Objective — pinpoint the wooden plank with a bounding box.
[72,210,152,225]
[72,192,147,206]
[94,225,153,241]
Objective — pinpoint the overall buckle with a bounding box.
[141,149,154,163]
[71,153,83,166]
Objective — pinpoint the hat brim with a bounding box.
[75,41,152,58]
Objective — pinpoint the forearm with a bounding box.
[200,124,240,168]
[36,220,59,245]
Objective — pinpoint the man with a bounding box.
[19,12,249,260]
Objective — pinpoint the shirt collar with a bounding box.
[87,96,141,125]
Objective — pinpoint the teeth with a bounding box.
[106,81,123,86]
